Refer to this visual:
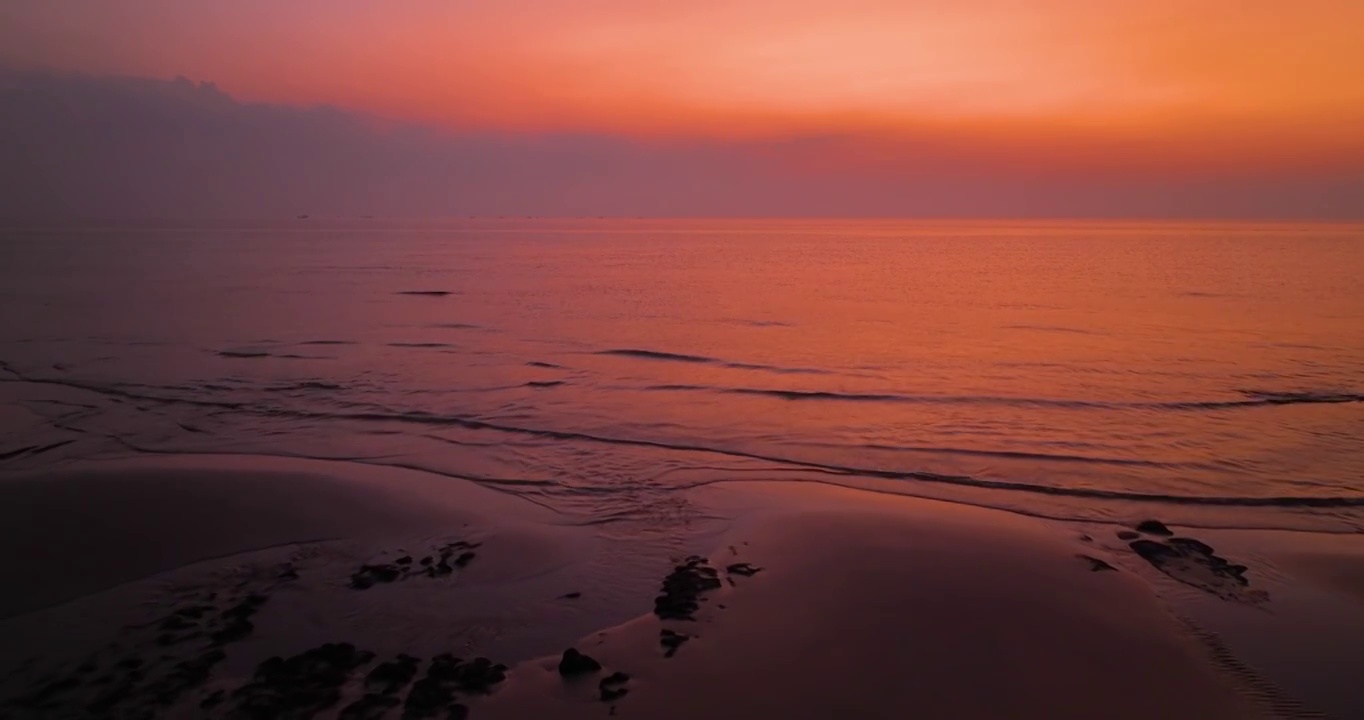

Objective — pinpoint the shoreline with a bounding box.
[1,456,1361,718]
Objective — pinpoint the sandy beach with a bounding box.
[1,458,1360,719]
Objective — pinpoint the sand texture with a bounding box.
[1,459,1360,719]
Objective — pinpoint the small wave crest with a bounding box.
[216,349,327,360]
[7,370,1362,510]
[595,349,830,375]
[266,381,343,392]
[641,384,1364,411]
[598,349,713,363]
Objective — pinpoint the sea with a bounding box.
[2,218,1362,533]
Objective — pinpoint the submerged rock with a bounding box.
[230,642,374,718]
[599,671,630,701]
[1129,536,1258,602]
[654,557,723,621]
[1135,520,1174,536]
[660,629,691,658]
[350,564,403,589]
[1078,554,1117,572]
[726,562,762,577]
[364,654,420,695]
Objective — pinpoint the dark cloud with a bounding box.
[0,70,1360,220]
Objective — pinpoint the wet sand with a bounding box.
[1,459,1361,719]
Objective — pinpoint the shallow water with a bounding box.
[2,218,1362,531]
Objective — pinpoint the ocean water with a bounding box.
[2,218,1362,532]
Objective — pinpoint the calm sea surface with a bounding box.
[2,219,1362,532]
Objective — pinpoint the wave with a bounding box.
[720,319,792,328]
[595,349,831,375]
[216,350,328,360]
[266,381,343,392]
[803,441,1197,469]
[525,380,565,388]
[429,323,484,330]
[0,439,76,462]
[230,411,1364,507]
[1000,324,1103,335]
[296,340,356,346]
[387,342,456,349]
[641,384,1364,411]
[526,361,563,369]
[6,371,1363,509]
[597,349,714,363]
[395,290,455,297]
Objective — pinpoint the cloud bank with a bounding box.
[1,71,1360,220]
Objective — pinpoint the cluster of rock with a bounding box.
[350,540,481,589]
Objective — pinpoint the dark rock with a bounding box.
[1130,539,1178,562]
[351,563,403,589]
[160,614,195,632]
[1129,536,1257,600]
[229,643,372,719]
[654,558,722,620]
[209,619,254,644]
[365,654,421,695]
[420,556,434,566]
[404,675,456,718]
[453,656,507,694]
[558,648,602,677]
[1168,537,1216,555]
[558,591,582,600]
[1116,530,1140,540]
[1135,520,1174,536]
[454,551,477,568]
[398,652,506,718]
[396,556,413,565]
[213,593,267,643]
[660,629,690,658]
[726,562,762,577]
[598,671,630,701]
[1078,554,1117,572]
[225,594,268,617]
[145,648,226,706]
[426,653,462,682]
[172,605,214,620]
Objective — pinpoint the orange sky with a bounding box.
[3,0,1363,172]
